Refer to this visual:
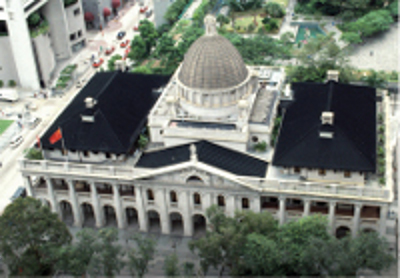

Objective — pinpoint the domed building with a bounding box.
[149,15,284,152]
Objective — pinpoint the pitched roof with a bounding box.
[41,72,171,153]
[136,140,268,177]
[272,81,376,172]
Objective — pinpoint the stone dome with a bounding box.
[178,16,249,90]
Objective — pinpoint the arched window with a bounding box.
[170,191,178,203]
[194,193,201,205]
[147,189,154,201]
[217,195,225,207]
[242,198,249,209]
[186,176,203,184]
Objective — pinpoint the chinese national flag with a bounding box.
[49,128,62,144]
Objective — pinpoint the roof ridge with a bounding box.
[97,109,126,149]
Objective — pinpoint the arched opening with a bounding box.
[193,193,201,206]
[217,195,225,207]
[336,226,351,239]
[186,176,203,184]
[193,214,206,238]
[103,205,117,227]
[170,191,178,204]
[147,189,154,201]
[242,198,249,209]
[170,212,184,235]
[126,207,139,229]
[148,210,161,233]
[59,200,74,225]
[81,203,95,227]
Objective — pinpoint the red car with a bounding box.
[133,25,140,31]
[120,39,130,48]
[140,6,148,13]
[92,58,104,68]
[105,46,115,55]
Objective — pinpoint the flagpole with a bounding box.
[59,127,68,163]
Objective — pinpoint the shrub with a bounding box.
[389,71,398,81]
[8,80,16,87]
[25,148,43,160]
[0,80,3,88]
[254,141,267,152]
[265,2,285,18]
[247,23,256,32]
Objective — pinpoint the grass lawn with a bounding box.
[0,119,13,136]
[224,14,282,34]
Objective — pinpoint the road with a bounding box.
[0,1,153,214]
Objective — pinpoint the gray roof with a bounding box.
[178,35,249,90]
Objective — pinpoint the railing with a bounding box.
[56,190,69,198]
[77,192,91,199]
[122,196,136,202]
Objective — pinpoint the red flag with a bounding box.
[49,128,62,144]
[36,135,41,148]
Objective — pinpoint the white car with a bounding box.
[9,135,23,148]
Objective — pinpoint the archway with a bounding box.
[126,207,139,230]
[81,203,95,227]
[148,210,161,233]
[59,200,74,225]
[103,205,117,227]
[193,214,206,238]
[170,212,184,236]
[336,226,351,239]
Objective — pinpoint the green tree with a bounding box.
[87,228,125,278]
[127,234,157,278]
[28,12,41,28]
[226,0,244,26]
[0,197,72,276]
[56,228,99,277]
[163,253,180,277]
[154,34,176,59]
[139,20,159,53]
[132,65,153,74]
[265,2,285,18]
[164,0,189,24]
[216,14,230,26]
[25,147,43,160]
[341,31,363,44]
[128,36,148,61]
[107,54,122,71]
[8,80,16,87]
[361,69,387,88]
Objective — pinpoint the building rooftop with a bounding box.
[273,81,377,172]
[41,72,171,154]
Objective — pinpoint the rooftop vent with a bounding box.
[327,70,339,82]
[84,97,97,109]
[321,111,334,125]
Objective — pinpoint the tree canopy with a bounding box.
[0,197,72,276]
[189,205,395,277]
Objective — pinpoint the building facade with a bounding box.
[0,0,86,90]
[19,16,395,247]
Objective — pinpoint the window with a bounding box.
[83,151,89,157]
[106,152,111,159]
[252,136,258,143]
[242,198,249,209]
[147,189,154,201]
[77,30,82,38]
[170,191,177,203]
[69,33,76,41]
[217,195,225,207]
[193,193,201,205]
[318,169,326,176]
[294,167,300,174]
[74,8,80,16]
[344,171,351,178]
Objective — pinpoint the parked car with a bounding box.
[9,135,23,148]
[133,25,140,31]
[0,88,19,102]
[120,39,130,48]
[140,6,148,13]
[27,117,41,129]
[116,31,126,39]
[92,58,104,68]
[145,9,152,18]
[105,46,115,55]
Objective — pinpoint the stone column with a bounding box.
[279,196,286,225]
[352,203,362,238]
[45,177,59,215]
[135,186,148,232]
[251,196,261,213]
[112,183,126,229]
[328,201,336,235]
[23,175,34,197]
[379,205,388,237]
[159,189,170,235]
[182,191,193,237]
[66,179,82,227]
[226,195,236,218]
[303,199,310,217]
[89,181,104,228]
